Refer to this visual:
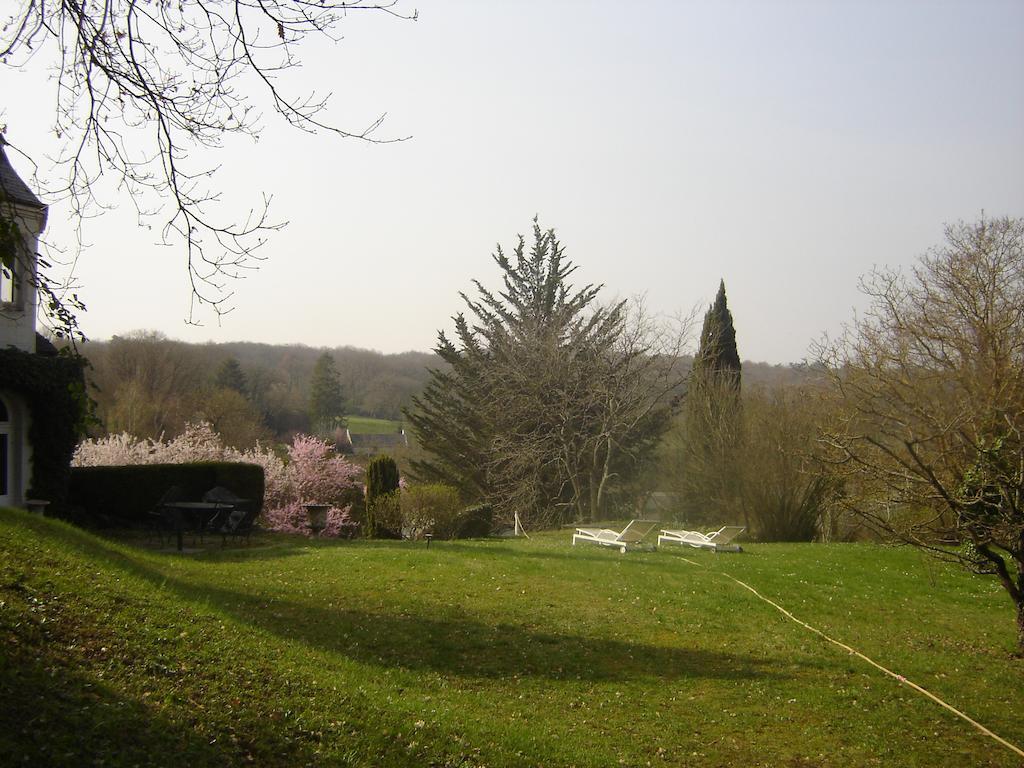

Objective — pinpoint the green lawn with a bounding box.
[2,510,1022,767]
[346,416,403,434]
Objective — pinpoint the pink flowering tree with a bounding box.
[73,424,361,537]
[262,435,361,538]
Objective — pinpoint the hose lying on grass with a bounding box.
[676,555,1024,760]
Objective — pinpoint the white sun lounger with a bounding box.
[658,525,745,553]
[572,519,658,553]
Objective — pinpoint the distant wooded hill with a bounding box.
[79,331,812,445]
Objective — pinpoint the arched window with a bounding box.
[0,221,17,304]
[0,261,13,305]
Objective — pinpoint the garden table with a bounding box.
[161,501,234,552]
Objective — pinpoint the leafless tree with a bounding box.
[660,373,744,528]
[90,330,204,437]
[554,300,692,523]
[817,216,1024,651]
[1,0,414,330]
[739,383,842,541]
[474,301,692,527]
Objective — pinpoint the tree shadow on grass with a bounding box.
[205,588,784,683]
[110,551,784,684]
[0,584,319,768]
[23,514,311,569]
[23,518,786,685]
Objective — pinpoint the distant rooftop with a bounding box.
[0,135,45,210]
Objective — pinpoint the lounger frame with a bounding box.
[572,519,658,553]
[657,525,745,553]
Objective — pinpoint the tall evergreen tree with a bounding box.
[366,454,401,503]
[214,357,248,395]
[308,352,347,435]
[679,279,743,525]
[406,220,680,526]
[365,454,401,538]
[693,279,741,391]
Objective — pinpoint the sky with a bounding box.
[1,0,1022,363]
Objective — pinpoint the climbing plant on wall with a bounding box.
[0,347,90,508]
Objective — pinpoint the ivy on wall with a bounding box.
[0,346,89,508]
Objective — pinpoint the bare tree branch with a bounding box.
[1,0,415,331]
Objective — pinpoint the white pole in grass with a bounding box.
[514,512,530,539]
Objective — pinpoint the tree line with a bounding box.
[81,337,438,446]
[80,326,807,449]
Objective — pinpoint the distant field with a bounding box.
[346,416,404,434]
[2,512,1022,767]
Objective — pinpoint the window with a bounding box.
[0,262,15,305]
[1,212,21,307]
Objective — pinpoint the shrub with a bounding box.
[367,492,402,539]
[401,484,461,539]
[365,454,400,537]
[739,387,841,542]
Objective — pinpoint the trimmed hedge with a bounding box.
[70,462,264,526]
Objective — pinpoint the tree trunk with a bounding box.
[977,543,1024,655]
[1017,600,1024,656]
[1016,548,1024,656]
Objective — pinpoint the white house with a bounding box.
[0,134,48,508]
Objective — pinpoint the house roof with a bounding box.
[0,136,45,210]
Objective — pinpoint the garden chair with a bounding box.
[147,485,185,546]
[215,506,259,547]
[571,520,658,553]
[203,486,258,546]
[657,525,745,553]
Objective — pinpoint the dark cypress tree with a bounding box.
[680,279,743,525]
[365,454,401,538]
[693,279,741,391]
[214,357,248,395]
[308,352,346,435]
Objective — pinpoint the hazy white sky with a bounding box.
[2,0,1022,363]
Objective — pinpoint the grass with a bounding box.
[345,416,403,434]
[1,510,1022,767]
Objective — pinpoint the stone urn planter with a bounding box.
[303,503,331,536]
